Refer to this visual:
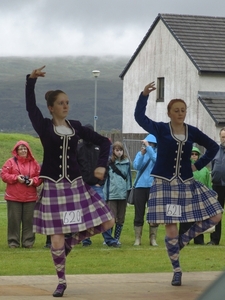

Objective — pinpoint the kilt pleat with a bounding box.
[147,177,223,224]
[33,177,113,235]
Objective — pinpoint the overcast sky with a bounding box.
[0,0,224,57]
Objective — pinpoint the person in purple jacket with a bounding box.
[134,81,223,287]
[25,66,114,297]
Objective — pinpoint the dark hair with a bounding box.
[45,90,66,106]
[167,99,187,113]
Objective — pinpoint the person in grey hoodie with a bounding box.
[208,127,225,245]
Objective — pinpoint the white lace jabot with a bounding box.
[174,134,185,141]
[55,125,72,135]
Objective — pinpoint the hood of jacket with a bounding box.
[12,140,36,162]
[191,146,201,164]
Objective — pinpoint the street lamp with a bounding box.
[92,70,100,131]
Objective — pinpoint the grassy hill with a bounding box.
[0,56,130,134]
[0,133,43,165]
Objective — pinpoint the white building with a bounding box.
[120,13,225,144]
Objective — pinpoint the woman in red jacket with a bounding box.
[1,140,42,248]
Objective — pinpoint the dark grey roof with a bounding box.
[120,13,225,79]
[198,92,225,125]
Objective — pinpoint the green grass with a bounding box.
[0,201,224,276]
[0,132,43,165]
[0,133,225,276]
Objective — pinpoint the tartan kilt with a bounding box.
[33,177,113,235]
[146,177,223,224]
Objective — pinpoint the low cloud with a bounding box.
[0,0,224,56]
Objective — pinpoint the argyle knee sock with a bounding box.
[180,218,217,247]
[165,236,181,273]
[51,245,66,285]
[114,224,123,240]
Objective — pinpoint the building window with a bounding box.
[156,77,164,102]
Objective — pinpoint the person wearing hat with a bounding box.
[190,147,212,188]
[179,146,212,245]
[132,134,158,246]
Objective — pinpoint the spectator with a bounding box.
[132,134,158,246]
[207,128,225,245]
[77,124,120,247]
[179,146,212,245]
[1,140,42,248]
[104,141,132,244]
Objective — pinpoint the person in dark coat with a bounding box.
[207,127,225,245]
[77,124,120,248]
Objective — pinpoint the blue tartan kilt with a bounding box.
[146,177,223,224]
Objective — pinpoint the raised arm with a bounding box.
[25,66,47,136]
[134,81,156,133]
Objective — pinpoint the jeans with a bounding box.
[133,187,150,227]
[82,185,118,246]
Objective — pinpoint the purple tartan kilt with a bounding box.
[33,177,113,235]
[146,177,223,224]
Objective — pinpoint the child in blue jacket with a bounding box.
[104,141,132,244]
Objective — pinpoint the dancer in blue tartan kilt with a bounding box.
[135,81,223,287]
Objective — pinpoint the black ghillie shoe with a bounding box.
[52,283,67,297]
[171,272,182,286]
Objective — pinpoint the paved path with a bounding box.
[0,271,222,299]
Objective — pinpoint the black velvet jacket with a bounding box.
[25,76,110,183]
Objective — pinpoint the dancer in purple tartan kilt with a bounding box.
[135,81,223,287]
[25,66,114,297]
